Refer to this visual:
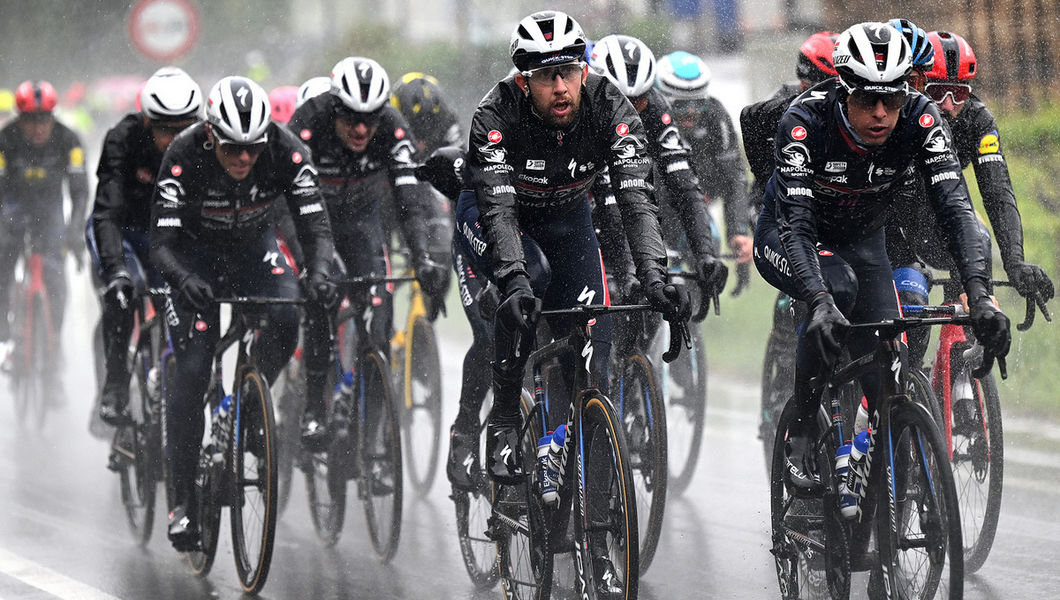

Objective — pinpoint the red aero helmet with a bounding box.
[796,31,839,84]
[15,80,58,114]
[925,31,976,82]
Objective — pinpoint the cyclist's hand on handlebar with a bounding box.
[304,270,338,309]
[415,256,450,300]
[1007,261,1054,303]
[696,255,729,299]
[178,273,214,312]
[970,296,1011,358]
[806,292,849,366]
[104,272,134,310]
[647,281,691,322]
[497,275,541,333]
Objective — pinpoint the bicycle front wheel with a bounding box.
[617,355,667,575]
[876,400,963,600]
[357,350,403,563]
[400,316,443,496]
[661,324,706,496]
[229,369,278,595]
[575,395,638,600]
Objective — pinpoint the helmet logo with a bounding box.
[624,41,638,60]
[358,62,371,78]
[236,86,249,107]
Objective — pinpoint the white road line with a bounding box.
[0,547,120,600]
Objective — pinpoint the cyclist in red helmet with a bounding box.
[0,80,89,384]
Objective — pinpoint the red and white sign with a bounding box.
[791,126,807,140]
[128,0,200,62]
[919,114,935,128]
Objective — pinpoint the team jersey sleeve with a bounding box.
[91,124,133,278]
[149,148,194,287]
[277,133,334,277]
[64,131,90,231]
[590,169,635,281]
[966,105,1024,270]
[382,113,431,260]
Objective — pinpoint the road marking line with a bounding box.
[0,547,120,600]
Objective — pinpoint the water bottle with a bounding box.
[546,424,567,489]
[146,366,161,400]
[853,396,869,438]
[210,394,232,464]
[332,370,355,427]
[333,370,355,400]
[844,427,872,517]
[834,443,858,519]
[538,435,558,505]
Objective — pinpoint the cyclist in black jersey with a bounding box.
[91,67,203,427]
[0,80,88,362]
[588,34,727,304]
[752,22,1011,492]
[887,30,1054,365]
[150,76,334,551]
[288,57,448,450]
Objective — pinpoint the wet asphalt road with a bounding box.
[0,282,1058,599]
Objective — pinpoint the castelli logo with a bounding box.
[819,250,833,256]
[171,165,182,176]
[661,113,671,125]
[135,167,153,183]
[791,126,807,140]
[616,123,629,136]
[195,320,208,332]
[300,129,312,140]
[919,114,935,128]
[272,267,285,275]
[395,128,406,139]
[487,130,502,143]
[292,152,303,164]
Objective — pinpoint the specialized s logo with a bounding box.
[236,86,249,106]
[919,114,935,128]
[790,126,807,140]
[780,142,810,168]
[568,158,578,178]
[923,126,949,153]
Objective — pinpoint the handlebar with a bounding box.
[211,296,305,306]
[926,278,1051,331]
[667,270,719,322]
[540,304,690,363]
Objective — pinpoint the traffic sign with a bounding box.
[128,0,200,62]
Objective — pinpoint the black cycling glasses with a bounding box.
[522,62,585,86]
[149,120,195,136]
[925,82,971,106]
[217,139,267,156]
[849,88,907,111]
[335,106,383,127]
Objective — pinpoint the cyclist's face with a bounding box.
[148,119,196,153]
[18,113,54,146]
[845,90,903,146]
[211,133,264,180]
[334,112,379,152]
[517,62,586,129]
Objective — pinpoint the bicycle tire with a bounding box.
[907,368,944,429]
[574,395,639,600]
[229,368,278,595]
[769,397,850,600]
[761,330,796,480]
[117,339,156,546]
[662,324,706,497]
[875,400,963,600]
[14,294,50,429]
[950,367,1003,574]
[357,350,403,563]
[617,354,667,575]
[453,405,507,589]
[304,362,347,547]
[273,360,304,519]
[400,316,443,496]
[187,446,222,577]
[494,397,552,600]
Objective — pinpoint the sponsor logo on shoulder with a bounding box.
[791,126,807,140]
[824,161,846,173]
[526,159,545,170]
[781,142,810,168]
[978,132,999,154]
[616,123,629,136]
[919,114,935,128]
[923,126,949,153]
[487,130,502,143]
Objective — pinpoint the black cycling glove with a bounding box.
[646,281,691,322]
[496,275,541,333]
[416,256,450,300]
[178,273,214,312]
[305,270,338,309]
[805,292,850,366]
[697,255,729,300]
[104,271,135,310]
[1007,261,1055,303]
[970,297,1011,358]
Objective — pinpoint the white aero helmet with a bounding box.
[331,57,390,113]
[655,51,711,99]
[297,76,331,108]
[509,10,587,72]
[833,22,912,94]
[589,34,656,98]
[206,76,271,144]
[141,67,203,121]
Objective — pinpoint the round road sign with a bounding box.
[128,0,200,62]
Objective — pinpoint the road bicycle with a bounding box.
[770,307,980,600]
[302,276,403,563]
[6,243,61,428]
[482,304,685,600]
[905,281,1050,574]
[187,296,295,595]
[107,287,175,546]
[760,292,804,477]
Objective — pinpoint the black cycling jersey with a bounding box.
[466,73,667,289]
[763,79,990,302]
[0,116,88,225]
[149,121,334,284]
[740,83,801,205]
[91,113,173,279]
[288,93,429,259]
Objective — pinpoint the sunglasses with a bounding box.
[21,112,53,123]
[522,62,585,86]
[925,82,971,106]
[149,120,195,136]
[335,107,382,127]
[217,139,267,156]
[849,89,907,111]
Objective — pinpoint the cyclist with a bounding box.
[150,76,335,550]
[268,85,299,124]
[888,30,1053,366]
[91,67,203,426]
[0,80,88,365]
[288,57,448,449]
[655,50,753,268]
[296,76,331,109]
[752,22,1011,494]
[588,34,728,306]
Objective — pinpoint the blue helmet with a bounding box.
[655,51,711,99]
[889,18,934,69]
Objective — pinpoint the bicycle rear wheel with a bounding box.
[273,358,304,519]
[876,400,962,600]
[574,395,638,600]
[357,350,403,563]
[229,369,278,595]
[660,324,706,496]
[769,397,850,600]
[304,363,347,546]
[399,316,443,496]
[761,330,796,480]
[453,413,501,588]
[116,340,156,546]
[13,295,50,429]
[617,355,667,575]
